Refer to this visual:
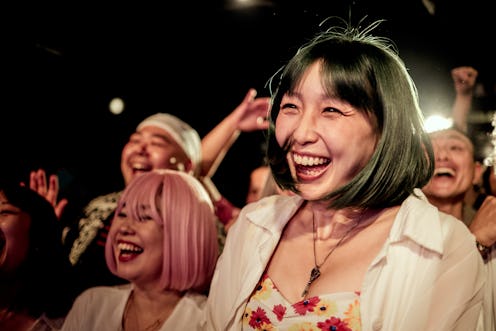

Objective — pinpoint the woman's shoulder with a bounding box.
[411,189,475,235]
[397,191,476,253]
[233,194,302,230]
[244,194,302,214]
[436,209,476,238]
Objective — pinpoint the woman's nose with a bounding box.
[116,218,135,234]
[434,145,449,161]
[292,113,318,145]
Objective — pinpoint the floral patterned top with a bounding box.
[243,273,361,331]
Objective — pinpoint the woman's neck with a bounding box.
[305,201,398,240]
[122,288,183,331]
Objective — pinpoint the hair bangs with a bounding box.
[117,174,163,226]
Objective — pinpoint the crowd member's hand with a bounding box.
[451,66,478,96]
[469,195,496,248]
[25,168,68,219]
[200,88,271,178]
[233,88,271,132]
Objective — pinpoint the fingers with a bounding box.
[251,97,271,111]
[451,66,478,85]
[244,88,257,103]
[238,88,258,109]
[25,168,67,220]
[30,169,48,195]
[28,168,63,205]
[54,198,69,220]
[234,89,271,132]
[45,174,60,205]
[253,98,271,126]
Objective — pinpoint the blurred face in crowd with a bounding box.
[0,191,30,275]
[422,129,482,201]
[246,166,271,204]
[121,126,192,185]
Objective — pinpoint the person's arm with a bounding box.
[468,195,496,260]
[200,88,270,177]
[451,66,478,133]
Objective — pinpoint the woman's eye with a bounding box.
[280,102,297,109]
[323,107,342,114]
[280,103,299,115]
[450,145,463,151]
[138,215,153,222]
[0,205,21,216]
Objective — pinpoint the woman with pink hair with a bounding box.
[61,169,218,330]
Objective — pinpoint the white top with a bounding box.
[61,284,207,331]
[483,249,496,330]
[206,189,487,331]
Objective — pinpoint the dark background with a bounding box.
[4,0,495,209]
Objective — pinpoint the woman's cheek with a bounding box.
[275,116,290,147]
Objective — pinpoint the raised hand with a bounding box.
[27,169,68,219]
[451,66,478,96]
[232,88,270,132]
[451,66,478,133]
[200,88,271,177]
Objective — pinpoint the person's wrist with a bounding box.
[476,240,492,261]
[455,90,473,97]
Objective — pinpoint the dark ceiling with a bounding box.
[5,0,495,207]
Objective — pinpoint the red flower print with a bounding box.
[293,297,320,315]
[272,304,286,321]
[249,307,271,328]
[317,316,352,331]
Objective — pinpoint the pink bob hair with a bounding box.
[105,169,219,293]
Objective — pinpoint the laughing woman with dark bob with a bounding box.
[206,18,486,331]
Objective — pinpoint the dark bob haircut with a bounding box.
[266,18,434,209]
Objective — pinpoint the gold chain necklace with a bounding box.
[301,214,360,298]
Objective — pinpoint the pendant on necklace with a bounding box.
[301,266,321,297]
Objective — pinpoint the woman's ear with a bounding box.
[472,161,484,186]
